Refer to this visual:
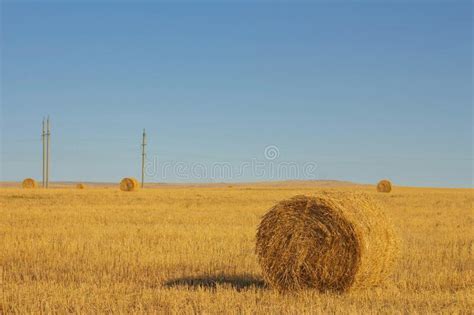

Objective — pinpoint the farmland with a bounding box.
[0,183,472,314]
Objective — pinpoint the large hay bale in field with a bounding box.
[21,178,37,189]
[120,177,139,191]
[256,193,398,292]
[377,180,392,193]
[76,183,86,189]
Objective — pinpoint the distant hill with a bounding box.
[0,179,362,188]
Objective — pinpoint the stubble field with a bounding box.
[0,183,472,314]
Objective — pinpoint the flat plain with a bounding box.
[0,183,472,314]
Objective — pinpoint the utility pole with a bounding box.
[42,118,46,188]
[141,129,146,188]
[46,116,50,188]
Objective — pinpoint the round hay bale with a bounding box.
[256,193,398,292]
[133,178,140,188]
[22,178,37,189]
[377,180,392,193]
[76,183,86,189]
[120,177,139,191]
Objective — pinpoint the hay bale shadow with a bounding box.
[164,274,266,291]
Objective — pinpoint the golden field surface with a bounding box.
[0,183,473,314]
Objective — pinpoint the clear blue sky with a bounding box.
[1,2,472,187]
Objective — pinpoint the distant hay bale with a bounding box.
[120,177,139,191]
[133,178,140,188]
[256,193,398,292]
[76,183,85,189]
[377,180,392,193]
[21,178,37,189]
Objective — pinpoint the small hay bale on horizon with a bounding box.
[120,177,139,192]
[377,179,392,193]
[21,178,37,189]
[132,178,140,188]
[256,193,398,293]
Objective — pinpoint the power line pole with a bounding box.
[46,116,50,188]
[141,129,146,188]
[42,118,46,188]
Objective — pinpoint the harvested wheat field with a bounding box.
[0,183,473,314]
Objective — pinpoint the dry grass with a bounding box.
[119,177,139,192]
[0,184,472,313]
[21,178,36,189]
[377,180,392,193]
[256,193,398,292]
